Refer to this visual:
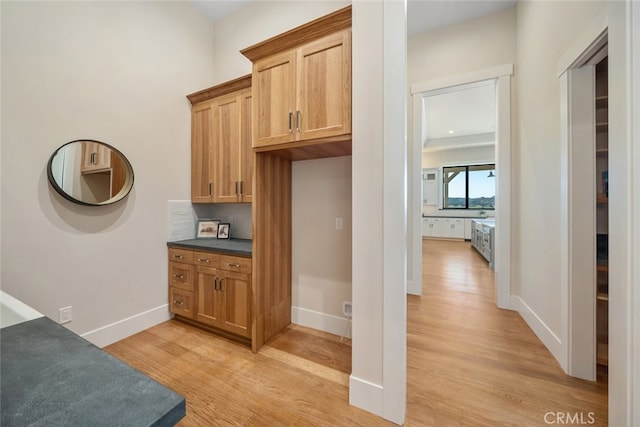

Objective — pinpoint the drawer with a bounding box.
[220,255,252,274]
[169,287,194,318]
[193,251,220,267]
[169,262,194,291]
[169,248,193,264]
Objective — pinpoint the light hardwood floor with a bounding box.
[105,239,607,426]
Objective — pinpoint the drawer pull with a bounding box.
[173,254,184,259]
[173,299,184,306]
[226,262,240,268]
[197,258,210,263]
[174,274,185,279]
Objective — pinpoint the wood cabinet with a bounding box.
[168,247,251,343]
[188,75,252,203]
[241,6,352,160]
[251,30,351,149]
[212,88,253,203]
[81,141,111,174]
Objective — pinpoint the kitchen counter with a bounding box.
[1,317,185,426]
[167,238,252,257]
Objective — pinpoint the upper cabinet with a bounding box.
[81,141,111,174]
[212,88,253,203]
[241,6,352,160]
[252,30,351,148]
[187,75,253,204]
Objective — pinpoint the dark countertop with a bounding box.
[168,238,252,257]
[0,317,185,427]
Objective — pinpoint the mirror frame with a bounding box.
[47,140,135,206]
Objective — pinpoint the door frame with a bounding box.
[558,18,607,381]
[409,64,513,310]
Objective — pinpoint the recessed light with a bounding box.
[448,130,454,134]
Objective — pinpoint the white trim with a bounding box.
[348,375,384,415]
[410,93,423,296]
[413,73,512,310]
[511,295,563,363]
[494,74,512,309]
[410,64,513,95]
[382,0,407,424]
[81,304,170,348]
[291,306,351,338]
[559,63,599,381]
[557,14,608,76]
[630,1,640,424]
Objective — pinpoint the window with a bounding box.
[442,164,495,209]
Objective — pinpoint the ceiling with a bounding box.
[190,1,518,36]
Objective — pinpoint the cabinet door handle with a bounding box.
[208,182,213,196]
[213,277,219,290]
[174,274,184,279]
[173,254,184,259]
[226,262,240,268]
[235,181,239,196]
[288,111,293,133]
[197,258,210,263]
[296,110,301,132]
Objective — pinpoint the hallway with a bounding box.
[406,239,607,425]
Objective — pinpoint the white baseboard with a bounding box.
[81,304,171,348]
[291,306,351,338]
[349,375,384,418]
[407,279,421,296]
[511,295,563,364]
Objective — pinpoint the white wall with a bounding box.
[0,1,215,345]
[292,157,352,336]
[514,0,607,353]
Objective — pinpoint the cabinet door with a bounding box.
[422,218,432,237]
[239,89,253,202]
[212,92,242,203]
[196,266,223,327]
[297,30,351,141]
[450,219,465,239]
[220,271,251,338]
[191,101,214,203]
[81,142,111,174]
[253,50,297,147]
[422,168,439,206]
[431,219,445,238]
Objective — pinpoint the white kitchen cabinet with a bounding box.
[442,219,465,239]
[422,168,439,206]
[422,218,443,237]
[422,217,464,239]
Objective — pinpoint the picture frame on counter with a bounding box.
[196,219,220,239]
[217,223,230,239]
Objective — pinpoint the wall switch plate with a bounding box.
[336,217,344,230]
[342,301,352,318]
[59,306,72,324]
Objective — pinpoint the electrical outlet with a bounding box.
[59,306,72,324]
[336,217,344,230]
[342,301,352,318]
[228,215,234,224]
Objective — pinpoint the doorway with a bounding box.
[410,65,513,310]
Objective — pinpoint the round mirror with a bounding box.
[47,140,134,206]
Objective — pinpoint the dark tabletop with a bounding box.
[0,317,185,427]
[167,238,252,257]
